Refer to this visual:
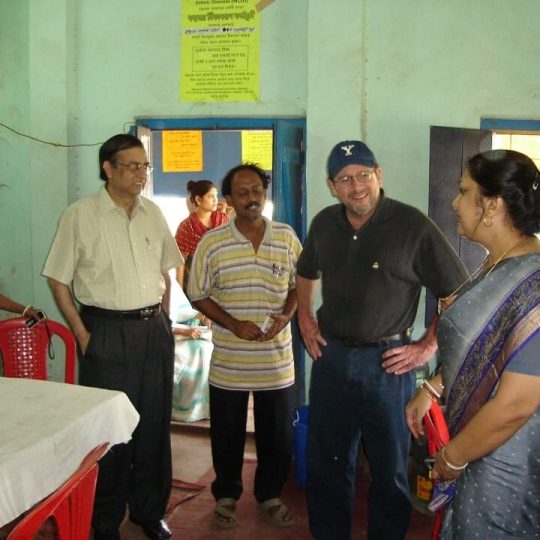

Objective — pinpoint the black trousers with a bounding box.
[80,310,175,532]
[209,384,293,503]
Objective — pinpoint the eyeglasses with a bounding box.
[115,161,154,173]
[333,169,375,186]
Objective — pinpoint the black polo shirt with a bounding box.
[297,191,468,342]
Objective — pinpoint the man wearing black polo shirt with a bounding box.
[296,140,467,540]
[43,134,182,540]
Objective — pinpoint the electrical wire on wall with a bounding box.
[0,121,132,148]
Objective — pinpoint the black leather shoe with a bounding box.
[93,531,120,540]
[129,518,172,540]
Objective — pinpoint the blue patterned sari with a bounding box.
[437,253,540,539]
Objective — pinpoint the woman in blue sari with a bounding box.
[406,149,540,539]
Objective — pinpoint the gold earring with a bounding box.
[482,216,493,227]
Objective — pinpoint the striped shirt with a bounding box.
[188,218,302,391]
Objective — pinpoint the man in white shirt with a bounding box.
[43,134,182,540]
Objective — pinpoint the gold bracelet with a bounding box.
[22,304,33,316]
[421,381,439,402]
[421,386,437,402]
[441,446,468,471]
[424,380,442,399]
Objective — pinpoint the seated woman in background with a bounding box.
[170,279,213,423]
[175,180,229,292]
[406,149,540,539]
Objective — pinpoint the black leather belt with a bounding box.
[81,303,161,321]
[340,328,412,348]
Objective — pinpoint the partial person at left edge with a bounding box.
[42,133,182,540]
[0,294,44,324]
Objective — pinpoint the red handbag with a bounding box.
[423,401,450,540]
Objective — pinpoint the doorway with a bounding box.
[133,116,308,405]
[427,122,540,323]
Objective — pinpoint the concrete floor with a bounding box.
[119,421,257,539]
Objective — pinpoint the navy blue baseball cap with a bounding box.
[327,140,377,178]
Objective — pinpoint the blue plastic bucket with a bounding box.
[293,405,309,489]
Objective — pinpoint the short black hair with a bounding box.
[98,134,144,181]
[221,162,270,197]
[468,149,540,235]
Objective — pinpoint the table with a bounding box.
[0,378,140,526]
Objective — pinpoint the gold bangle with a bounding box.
[435,380,445,392]
[421,386,437,402]
[424,380,442,399]
[421,381,439,402]
[441,446,468,471]
[22,305,33,317]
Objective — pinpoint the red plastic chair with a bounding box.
[6,443,108,540]
[0,317,76,383]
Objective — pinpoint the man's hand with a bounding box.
[78,330,91,356]
[258,313,291,341]
[381,339,434,375]
[231,320,264,341]
[47,278,91,356]
[298,311,326,359]
[383,314,440,375]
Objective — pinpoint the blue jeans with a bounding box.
[307,337,415,540]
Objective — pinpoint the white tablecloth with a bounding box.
[0,378,140,526]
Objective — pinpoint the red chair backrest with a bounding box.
[6,443,108,540]
[0,317,76,383]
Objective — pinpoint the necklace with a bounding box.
[483,236,525,279]
[437,236,525,314]
[437,258,487,314]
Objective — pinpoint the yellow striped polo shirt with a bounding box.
[188,217,302,391]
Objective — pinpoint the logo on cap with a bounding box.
[341,144,355,156]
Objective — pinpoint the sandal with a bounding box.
[214,497,237,528]
[259,498,295,528]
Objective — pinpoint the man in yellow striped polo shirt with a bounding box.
[189,162,302,529]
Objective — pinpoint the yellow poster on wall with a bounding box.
[180,0,260,102]
[162,131,203,173]
[241,130,273,170]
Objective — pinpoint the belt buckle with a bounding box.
[139,307,154,320]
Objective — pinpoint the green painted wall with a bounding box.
[0,0,307,324]
[69,0,308,199]
[2,0,540,382]
[307,0,540,217]
[0,0,31,310]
